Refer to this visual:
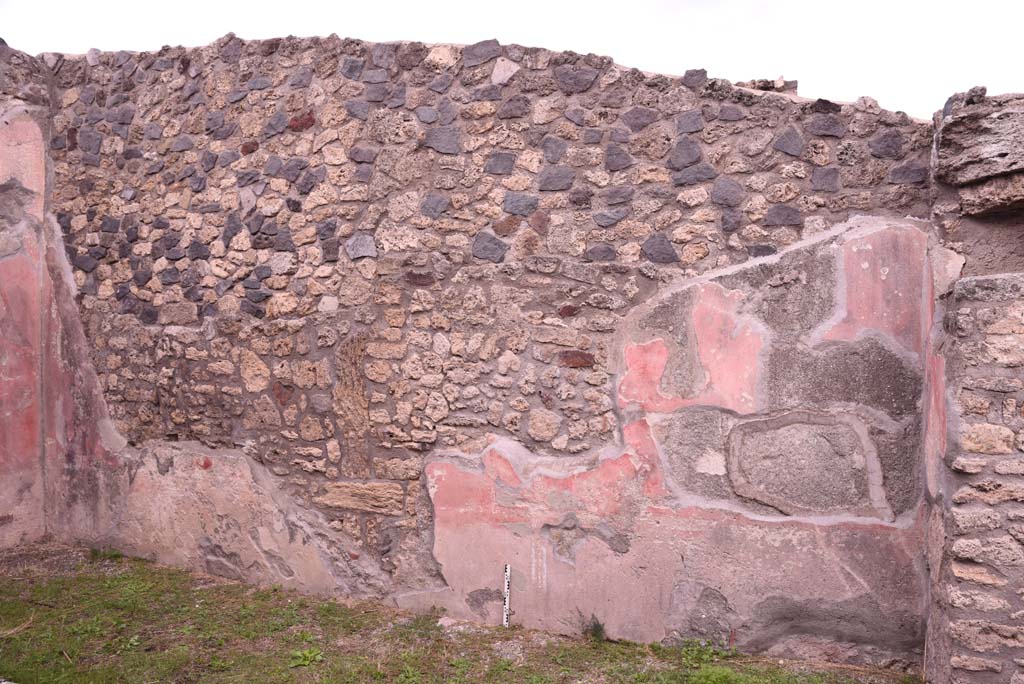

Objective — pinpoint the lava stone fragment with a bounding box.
[773,126,805,156]
[364,84,390,102]
[721,208,744,232]
[429,72,454,93]
[504,192,538,216]
[169,135,194,152]
[672,162,718,186]
[622,106,659,132]
[346,100,370,121]
[763,204,803,226]
[345,233,378,260]
[804,114,847,138]
[748,244,778,257]
[472,231,509,263]
[497,94,531,119]
[484,151,516,175]
[100,216,120,233]
[719,105,746,121]
[415,106,438,123]
[463,39,502,67]
[282,157,309,182]
[602,186,634,205]
[889,161,928,184]
[811,167,841,192]
[605,144,634,172]
[421,192,450,219]
[78,128,102,155]
[295,168,324,195]
[553,64,600,94]
[159,268,181,285]
[349,144,380,163]
[813,98,842,113]
[710,176,746,206]
[341,57,364,80]
[362,68,388,84]
[289,67,313,88]
[641,233,679,263]
[568,187,594,208]
[583,243,617,262]
[286,198,302,212]
[201,150,217,172]
[218,150,240,167]
[187,241,210,260]
[541,135,568,163]
[676,110,705,134]
[405,271,435,286]
[869,128,906,159]
[583,129,604,144]
[424,125,461,155]
[593,206,630,227]
[236,169,260,187]
[682,69,707,89]
[263,110,289,137]
[321,238,340,262]
[538,166,575,191]
[73,253,99,272]
[667,137,701,170]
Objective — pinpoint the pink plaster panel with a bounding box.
[821,227,929,356]
[619,283,763,415]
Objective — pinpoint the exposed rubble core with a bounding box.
[1,31,1023,682]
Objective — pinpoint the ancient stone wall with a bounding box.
[5,30,1024,679]
[923,91,1024,684]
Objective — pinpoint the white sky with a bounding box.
[2,0,1020,120]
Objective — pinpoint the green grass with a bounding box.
[0,548,915,684]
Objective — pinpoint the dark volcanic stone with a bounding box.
[719,105,746,121]
[424,125,461,154]
[421,192,450,219]
[622,106,659,132]
[672,162,718,186]
[593,206,630,227]
[682,69,707,89]
[287,110,316,132]
[602,186,634,205]
[341,57,365,80]
[541,135,568,163]
[811,167,841,192]
[748,244,778,257]
[349,144,380,163]
[813,98,842,113]
[170,135,194,152]
[345,233,377,260]
[497,94,531,119]
[889,161,928,184]
[415,106,438,123]
[667,137,701,170]
[73,253,99,272]
[504,192,538,216]
[805,114,847,138]
[641,233,679,263]
[763,204,803,226]
[710,176,746,206]
[346,100,370,120]
[676,110,705,134]
[553,64,600,94]
[583,243,617,262]
[538,166,575,191]
[463,39,502,67]
[472,231,509,263]
[869,128,906,159]
[721,208,743,232]
[773,126,805,156]
[484,151,517,175]
[605,144,634,172]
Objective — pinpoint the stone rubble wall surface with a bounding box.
[8,30,1024,678]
